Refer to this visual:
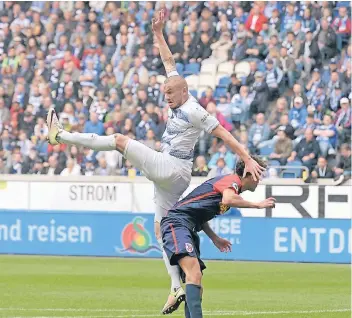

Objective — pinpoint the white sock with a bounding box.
[57,131,116,151]
[158,239,181,291]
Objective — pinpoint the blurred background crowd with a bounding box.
[0,1,350,181]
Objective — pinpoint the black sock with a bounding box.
[184,302,191,318]
[186,284,203,318]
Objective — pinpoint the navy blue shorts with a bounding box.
[160,217,206,282]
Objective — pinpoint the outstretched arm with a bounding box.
[211,124,266,181]
[202,222,232,253]
[152,10,177,75]
[222,188,276,209]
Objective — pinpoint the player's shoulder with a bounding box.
[181,94,202,111]
[212,174,242,194]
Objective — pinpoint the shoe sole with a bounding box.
[46,108,59,145]
[162,294,186,315]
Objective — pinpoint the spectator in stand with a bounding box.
[294,113,316,143]
[278,47,296,89]
[199,87,216,109]
[246,35,266,61]
[0,98,10,125]
[289,96,308,130]
[167,33,184,64]
[248,113,271,154]
[227,73,242,99]
[301,8,316,33]
[231,32,248,63]
[310,84,326,111]
[334,97,351,144]
[191,155,209,177]
[265,58,283,100]
[310,157,334,182]
[95,157,116,176]
[298,31,321,78]
[44,155,62,175]
[189,32,212,63]
[331,6,351,51]
[230,85,252,126]
[281,3,298,34]
[208,143,236,170]
[208,31,232,64]
[120,159,141,177]
[136,113,157,140]
[287,128,320,171]
[314,114,338,157]
[216,95,232,123]
[334,143,352,178]
[269,128,293,166]
[250,71,269,115]
[317,18,337,61]
[60,158,81,176]
[84,112,105,135]
[207,157,233,178]
[289,84,309,109]
[267,98,289,134]
[206,102,233,132]
[245,4,267,34]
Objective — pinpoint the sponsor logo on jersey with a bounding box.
[219,202,230,214]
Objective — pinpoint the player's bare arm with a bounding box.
[202,222,231,253]
[152,10,177,75]
[222,188,276,209]
[211,125,266,181]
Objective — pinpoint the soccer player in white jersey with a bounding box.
[46,10,265,315]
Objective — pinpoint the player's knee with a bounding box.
[114,133,129,153]
[187,269,202,285]
[154,222,161,240]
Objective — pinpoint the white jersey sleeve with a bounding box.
[188,103,219,134]
[167,70,179,77]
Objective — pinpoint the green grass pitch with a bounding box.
[0,255,350,318]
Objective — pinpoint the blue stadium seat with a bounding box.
[258,62,266,72]
[183,63,201,77]
[336,1,350,8]
[281,169,300,178]
[259,146,274,156]
[176,63,184,74]
[189,90,198,98]
[268,160,281,167]
[218,76,230,86]
[287,160,302,167]
[282,168,303,178]
[282,160,304,178]
[214,86,227,98]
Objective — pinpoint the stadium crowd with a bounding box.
[0,1,350,182]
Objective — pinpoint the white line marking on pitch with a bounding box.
[3,308,351,317]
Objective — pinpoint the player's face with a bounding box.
[248,175,260,192]
[165,85,181,109]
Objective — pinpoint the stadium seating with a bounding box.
[200,63,217,76]
[185,75,199,90]
[259,145,274,156]
[217,62,235,76]
[183,63,201,77]
[199,74,216,89]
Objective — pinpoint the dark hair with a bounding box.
[236,155,267,178]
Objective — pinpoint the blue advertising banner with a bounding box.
[0,211,350,263]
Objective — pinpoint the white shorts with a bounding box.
[124,139,192,222]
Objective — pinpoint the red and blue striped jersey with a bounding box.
[167,174,242,230]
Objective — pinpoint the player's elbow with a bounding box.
[222,197,232,206]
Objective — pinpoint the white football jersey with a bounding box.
[160,94,219,162]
